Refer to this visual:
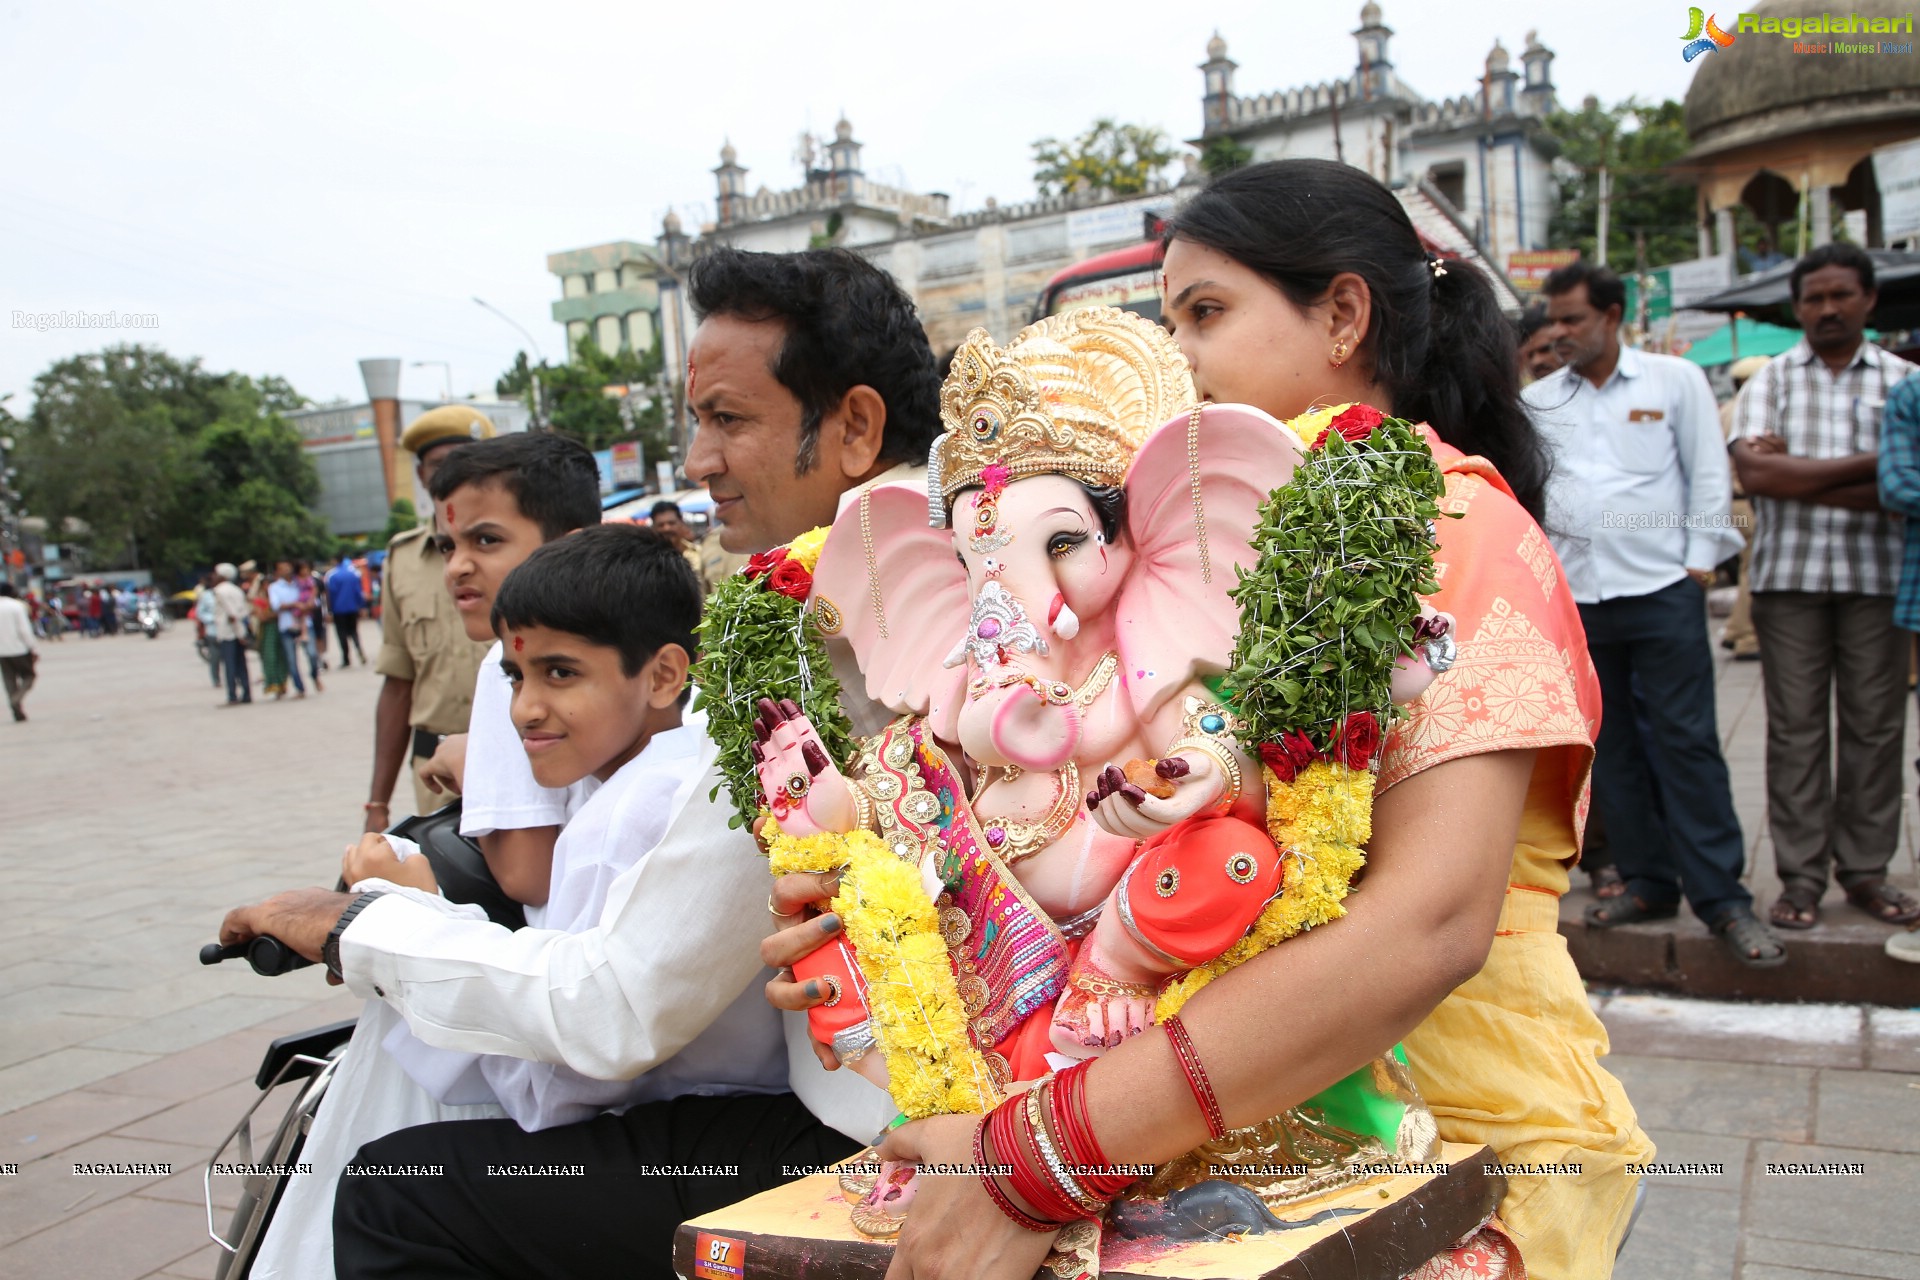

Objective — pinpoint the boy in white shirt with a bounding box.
[254,524,786,1278]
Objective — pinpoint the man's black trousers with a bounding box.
[332,1091,859,1280]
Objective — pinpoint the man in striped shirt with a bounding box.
[1731,243,1920,932]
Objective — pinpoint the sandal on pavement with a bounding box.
[1588,864,1627,900]
[1583,894,1678,928]
[1844,878,1920,926]
[1768,885,1821,931]
[1714,910,1787,968]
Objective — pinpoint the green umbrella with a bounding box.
[1682,318,1878,367]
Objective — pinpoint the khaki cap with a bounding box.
[400,405,497,455]
[1730,355,1771,384]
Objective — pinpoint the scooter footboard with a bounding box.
[207,1027,352,1280]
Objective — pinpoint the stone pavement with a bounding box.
[1,623,1917,1278]
[1562,620,1920,1004]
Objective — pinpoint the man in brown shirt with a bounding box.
[364,406,497,829]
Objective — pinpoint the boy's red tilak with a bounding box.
[512,636,524,652]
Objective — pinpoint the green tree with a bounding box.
[15,344,330,582]
[1199,135,1252,178]
[497,336,668,459]
[1547,98,1698,269]
[378,498,419,546]
[1032,120,1177,199]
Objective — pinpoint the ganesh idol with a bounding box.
[740,308,1448,1237]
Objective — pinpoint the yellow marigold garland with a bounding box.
[764,820,1002,1118]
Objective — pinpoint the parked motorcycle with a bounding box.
[197,801,521,1279]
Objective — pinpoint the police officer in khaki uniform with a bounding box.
[363,406,497,830]
[693,522,748,593]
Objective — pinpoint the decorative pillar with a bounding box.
[358,358,403,505]
[1810,184,1833,248]
[1716,207,1737,263]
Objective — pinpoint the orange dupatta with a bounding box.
[1376,427,1601,894]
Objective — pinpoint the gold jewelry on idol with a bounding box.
[928,307,1194,527]
[1165,696,1248,812]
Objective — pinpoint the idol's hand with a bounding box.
[1085,755,1221,841]
[877,1115,1059,1280]
[754,698,855,836]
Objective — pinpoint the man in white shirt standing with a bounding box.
[1527,262,1783,967]
[0,582,37,722]
[1731,243,1920,932]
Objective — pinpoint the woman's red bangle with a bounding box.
[1164,1014,1228,1140]
[974,1115,1059,1233]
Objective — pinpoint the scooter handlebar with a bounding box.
[197,936,315,976]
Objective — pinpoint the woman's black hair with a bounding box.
[1165,159,1551,521]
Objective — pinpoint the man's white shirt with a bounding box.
[0,596,35,658]
[1526,347,1744,604]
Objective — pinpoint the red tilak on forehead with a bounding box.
[686,355,697,396]
[446,502,456,524]
[512,636,524,652]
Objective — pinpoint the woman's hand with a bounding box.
[760,870,846,1070]
[876,1115,1060,1280]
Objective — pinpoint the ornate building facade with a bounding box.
[1195,4,1560,274]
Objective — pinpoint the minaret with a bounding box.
[1480,40,1517,117]
[826,116,863,202]
[1200,32,1237,134]
[713,140,748,226]
[1354,2,1393,100]
[1519,30,1557,117]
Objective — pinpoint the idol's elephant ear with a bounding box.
[1116,403,1307,724]
[811,483,971,744]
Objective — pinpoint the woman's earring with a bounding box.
[1330,341,1349,368]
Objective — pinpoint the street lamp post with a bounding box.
[411,360,454,401]
[473,298,548,430]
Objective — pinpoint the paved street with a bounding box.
[1,622,1917,1278]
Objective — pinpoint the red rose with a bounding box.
[1337,710,1382,770]
[745,547,788,580]
[1258,742,1297,784]
[1279,729,1320,771]
[766,558,814,602]
[1327,403,1385,446]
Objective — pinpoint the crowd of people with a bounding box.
[189,554,375,705]
[1517,243,1920,970]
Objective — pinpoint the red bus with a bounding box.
[1033,240,1165,325]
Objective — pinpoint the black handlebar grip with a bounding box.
[246,936,315,976]
[199,941,248,966]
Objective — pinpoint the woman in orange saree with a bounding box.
[769,158,1650,1280]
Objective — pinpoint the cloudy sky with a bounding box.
[1,0,1702,411]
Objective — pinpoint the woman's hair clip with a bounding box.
[1429,257,1449,279]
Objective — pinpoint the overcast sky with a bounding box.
[0,0,1702,412]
